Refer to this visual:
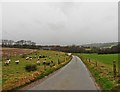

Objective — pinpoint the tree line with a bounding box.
[1,40,119,54]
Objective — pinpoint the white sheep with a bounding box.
[43,61,46,65]
[4,61,9,65]
[8,59,11,63]
[4,59,11,65]
[26,57,29,60]
[36,61,40,65]
[15,60,19,64]
[30,57,32,60]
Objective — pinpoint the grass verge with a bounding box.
[75,53,120,90]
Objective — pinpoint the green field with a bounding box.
[75,53,120,90]
[78,54,119,67]
[2,49,71,91]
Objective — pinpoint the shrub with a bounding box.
[25,64,37,72]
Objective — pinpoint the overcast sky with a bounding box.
[2,2,118,45]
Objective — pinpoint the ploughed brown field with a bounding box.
[2,48,36,58]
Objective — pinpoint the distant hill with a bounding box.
[82,42,118,48]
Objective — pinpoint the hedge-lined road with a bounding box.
[28,56,98,90]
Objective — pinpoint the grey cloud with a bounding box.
[47,22,66,31]
[2,2,118,45]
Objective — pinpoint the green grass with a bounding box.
[3,50,65,75]
[75,53,120,90]
[2,49,71,91]
[78,54,119,66]
[89,67,114,90]
[76,53,119,72]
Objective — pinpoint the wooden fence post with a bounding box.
[58,58,60,64]
[118,54,120,83]
[89,58,90,63]
[44,64,46,70]
[96,61,98,67]
[113,60,117,79]
[43,61,46,70]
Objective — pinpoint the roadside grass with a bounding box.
[75,53,119,90]
[2,49,72,91]
[79,54,118,67]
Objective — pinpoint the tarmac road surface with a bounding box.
[28,56,98,90]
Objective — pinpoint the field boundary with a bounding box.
[80,58,101,90]
[76,56,101,90]
[76,53,120,90]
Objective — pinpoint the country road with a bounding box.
[28,56,98,90]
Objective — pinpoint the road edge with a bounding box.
[75,56,101,91]
[17,56,73,91]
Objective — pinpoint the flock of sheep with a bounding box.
[4,55,54,66]
[4,53,71,66]
[4,59,20,65]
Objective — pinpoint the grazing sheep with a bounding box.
[36,61,40,65]
[4,59,11,65]
[29,56,32,58]
[15,60,19,64]
[51,60,53,63]
[8,59,11,63]
[39,55,42,58]
[26,56,32,60]
[43,61,46,65]
[26,57,29,60]
[4,62,9,65]
[39,55,46,58]
[46,62,50,66]
[29,57,32,60]
[42,55,46,58]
